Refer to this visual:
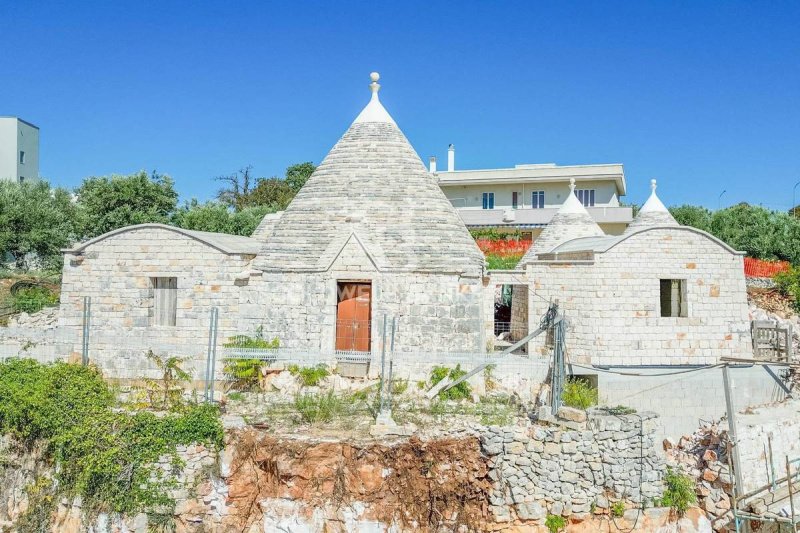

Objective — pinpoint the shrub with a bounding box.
[0,359,223,516]
[294,390,347,424]
[660,467,697,515]
[223,335,279,349]
[288,364,330,387]
[430,365,472,401]
[611,500,626,517]
[10,285,59,314]
[486,254,523,270]
[775,266,800,312]
[141,351,191,411]
[545,514,567,532]
[562,377,598,410]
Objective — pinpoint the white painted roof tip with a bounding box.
[558,177,589,215]
[353,71,397,125]
[639,179,670,214]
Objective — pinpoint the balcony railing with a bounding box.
[454,206,633,226]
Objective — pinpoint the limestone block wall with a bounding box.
[59,227,253,379]
[734,400,800,495]
[240,236,485,354]
[510,284,529,342]
[482,410,664,522]
[526,228,752,366]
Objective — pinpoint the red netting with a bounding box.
[475,238,532,257]
[744,257,790,278]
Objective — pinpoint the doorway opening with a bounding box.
[336,281,372,352]
[493,284,528,353]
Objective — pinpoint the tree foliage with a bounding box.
[669,205,712,232]
[171,200,275,236]
[76,171,178,238]
[215,162,316,211]
[0,180,78,270]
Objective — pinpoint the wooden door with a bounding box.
[336,282,371,352]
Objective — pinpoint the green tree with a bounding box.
[75,171,178,238]
[0,180,78,271]
[709,203,781,260]
[171,201,275,236]
[284,162,316,193]
[248,177,295,210]
[669,204,712,232]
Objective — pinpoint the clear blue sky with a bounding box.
[2,1,798,209]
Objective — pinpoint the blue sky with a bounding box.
[2,1,798,209]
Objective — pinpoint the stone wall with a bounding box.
[482,409,665,523]
[510,283,529,342]
[58,227,253,379]
[526,227,752,366]
[240,235,485,354]
[734,400,800,495]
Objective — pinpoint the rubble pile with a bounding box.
[665,421,735,532]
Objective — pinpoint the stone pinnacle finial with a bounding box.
[651,178,657,192]
[369,72,381,96]
[569,177,576,192]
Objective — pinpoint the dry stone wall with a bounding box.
[482,409,665,523]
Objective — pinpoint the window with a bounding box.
[152,277,177,326]
[531,190,545,209]
[512,191,520,209]
[19,151,25,164]
[575,189,596,207]
[18,176,25,183]
[660,279,687,317]
[482,192,495,209]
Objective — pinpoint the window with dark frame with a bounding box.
[575,189,596,207]
[512,191,520,209]
[19,151,25,164]
[482,192,495,209]
[151,277,177,326]
[531,190,545,208]
[660,279,687,317]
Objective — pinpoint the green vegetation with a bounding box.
[140,351,192,411]
[0,180,78,271]
[469,228,526,240]
[0,359,223,517]
[602,405,637,415]
[545,514,567,532]
[775,266,800,312]
[293,390,350,423]
[669,203,800,265]
[10,285,59,313]
[611,500,626,517]
[430,365,472,401]
[657,467,697,515]
[486,255,522,270]
[222,336,280,390]
[288,364,330,387]
[562,377,598,410]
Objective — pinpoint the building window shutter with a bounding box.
[152,277,177,326]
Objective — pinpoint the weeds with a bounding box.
[141,351,191,411]
[294,390,350,424]
[562,377,598,410]
[288,364,330,387]
[545,514,566,532]
[611,500,625,517]
[10,285,59,314]
[430,365,471,401]
[657,467,696,515]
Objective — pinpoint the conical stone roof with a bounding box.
[254,73,485,276]
[625,179,678,233]
[519,178,605,264]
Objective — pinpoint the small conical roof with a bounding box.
[254,73,484,276]
[625,179,678,233]
[520,178,605,264]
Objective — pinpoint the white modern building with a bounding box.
[0,117,40,183]
[434,147,632,236]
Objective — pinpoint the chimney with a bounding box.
[447,144,455,172]
[429,156,437,173]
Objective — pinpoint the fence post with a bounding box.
[378,314,388,414]
[81,296,91,366]
[205,307,219,402]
